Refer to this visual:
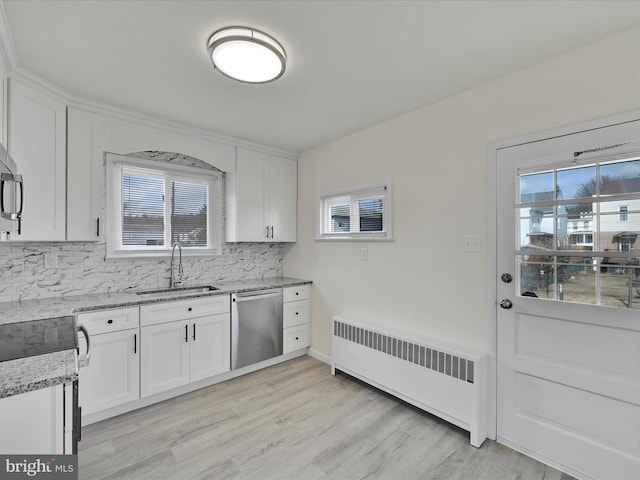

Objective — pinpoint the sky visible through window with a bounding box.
[520,158,640,201]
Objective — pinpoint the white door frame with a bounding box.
[487,107,640,443]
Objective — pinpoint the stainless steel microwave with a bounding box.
[0,142,22,239]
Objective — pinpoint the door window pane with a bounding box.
[600,158,640,195]
[557,263,597,305]
[599,210,640,252]
[519,261,555,299]
[601,263,640,309]
[520,171,554,203]
[519,208,554,250]
[557,165,596,200]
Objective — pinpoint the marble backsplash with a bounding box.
[0,240,283,302]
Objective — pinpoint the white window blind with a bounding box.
[106,155,221,257]
[317,181,392,241]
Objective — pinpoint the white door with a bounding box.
[189,314,231,382]
[80,328,140,415]
[140,321,189,397]
[496,119,640,480]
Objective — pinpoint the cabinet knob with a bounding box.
[295,292,299,296]
[295,311,299,315]
[107,319,113,324]
[295,336,299,340]
[188,307,193,312]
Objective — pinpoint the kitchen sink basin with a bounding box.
[136,285,219,296]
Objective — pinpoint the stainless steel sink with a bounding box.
[136,285,219,296]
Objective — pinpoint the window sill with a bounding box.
[315,235,393,242]
[106,249,221,259]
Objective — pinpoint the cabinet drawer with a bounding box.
[283,300,309,328]
[77,307,140,335]
[283,324,310,354]
[140,295,230,326]
[283,285,309,303]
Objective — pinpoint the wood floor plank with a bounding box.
[79,356,576,480]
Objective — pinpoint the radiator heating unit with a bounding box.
[332,315,488,447]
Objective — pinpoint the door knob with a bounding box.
[500,299,513,309]
[501,273,512,283]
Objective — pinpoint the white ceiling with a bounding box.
[3,0,640,153]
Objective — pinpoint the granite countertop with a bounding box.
[0,350,77,399]
[0,276,312,325]
[0,276,311,399]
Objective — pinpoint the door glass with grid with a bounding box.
[518,156,640,308]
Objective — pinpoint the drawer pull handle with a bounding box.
[107,319,113,324]
[185,324,188,343]
[133,333,137,354]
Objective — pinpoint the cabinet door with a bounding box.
[232,147,267,241]
[268,155,297,242]
[189,313,231,382]
[7,79,66,241]
[67,108,107,241]
[0,385,64,454]
[141,321,189,397]
[79,329,139,416]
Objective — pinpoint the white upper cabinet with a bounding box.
[7,78,66,241]
[67,108,107,241]
[66,107,236,241]
[226,147,297,242]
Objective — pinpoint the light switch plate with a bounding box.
[463,235,481,252]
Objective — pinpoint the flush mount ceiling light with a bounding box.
[207,26,286,84]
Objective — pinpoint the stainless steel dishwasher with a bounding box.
[231,289,283,369]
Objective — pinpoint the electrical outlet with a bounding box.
[44,253,58,269]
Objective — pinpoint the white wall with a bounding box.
[284,26,640,357]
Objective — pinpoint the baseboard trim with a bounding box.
[308,348,331,364]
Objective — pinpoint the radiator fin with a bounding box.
[334,320,474,384]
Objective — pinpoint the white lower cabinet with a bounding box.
[140,297,230,398]
[283,285,310,354]
[140,320,189,396]
[77,307,140,416]
[0,384,72,454]
[190,314,231,382]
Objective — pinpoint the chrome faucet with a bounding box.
[170,243,183,288]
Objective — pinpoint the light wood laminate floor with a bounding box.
[79,356,576,480]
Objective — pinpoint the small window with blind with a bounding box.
[106,154,222,257]
[317,181,392,241]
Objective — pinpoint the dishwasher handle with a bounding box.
[77,324,91,368]
[234,290,282,302]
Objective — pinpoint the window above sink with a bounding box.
[105,153,223,258]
